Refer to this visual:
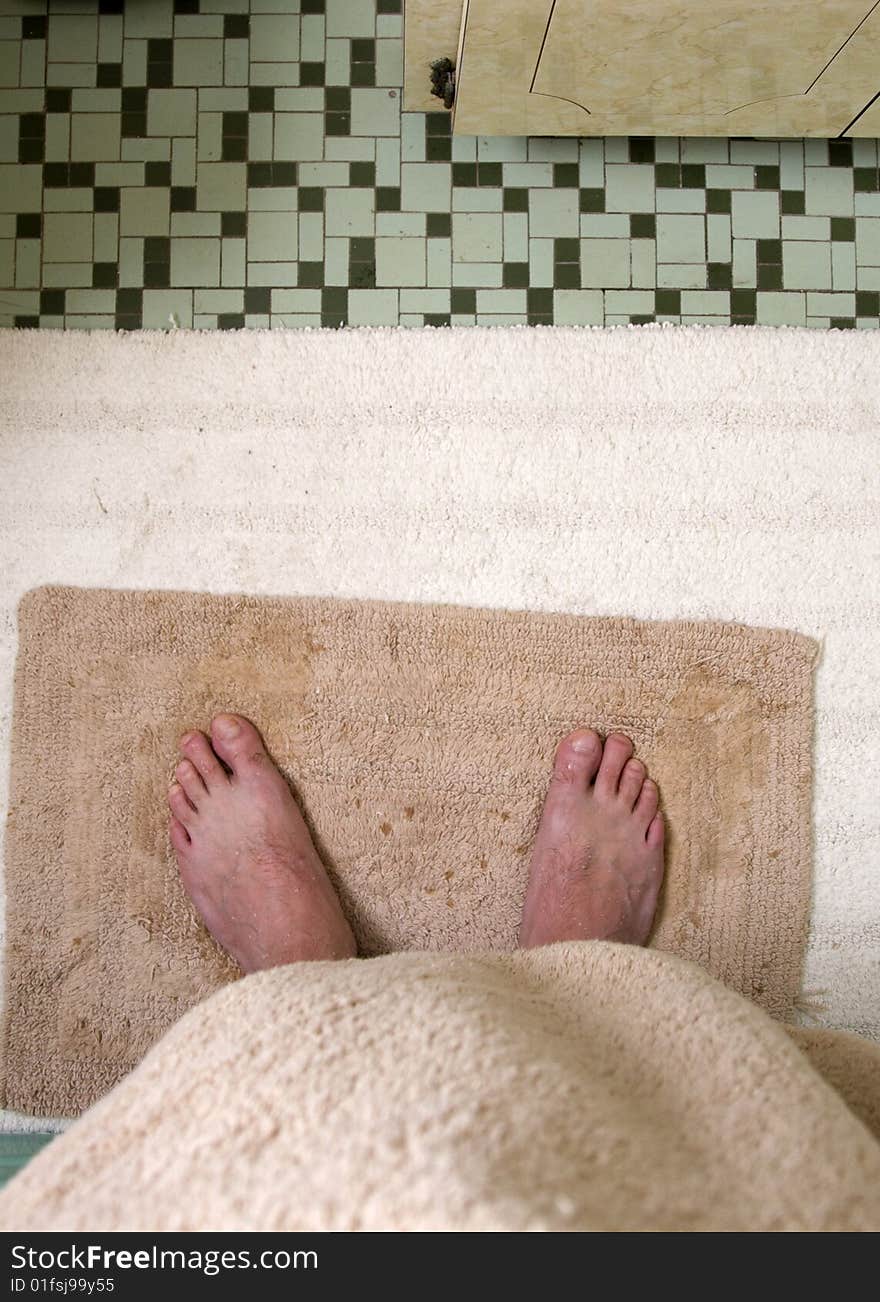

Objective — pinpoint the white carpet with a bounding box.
[1,323,878,1127]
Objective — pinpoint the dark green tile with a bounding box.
[224,14,249,39]
[579,187,604,212]
[554,237,579,263]
[170,186,196,212]
[45,88,72,113]
[477,162,502,186]
[781,189,805,214]
[756,238,782,264]
[321,286,347,311]
[425,136,451,161]
[855,290,880,316]
[424,314,450,327]
[297,261,323,286]
[350,63,375,87]
[351,39,375,62]
[218,313,245,329]
[376,186,400,211]
[755,165,780,189]
[553,163,579,187]
[350,161,375,186]
[16,212,41,238]
[426,211,451,237]
[349,261,376,288]
[527,287,553,314]
[708,261,732,289]
[554,263,580,288]
[655,163,680,188]
[854,167,879,192]
[248,86,274,112]
[730,288,757,315]
[221,210,247,237]
[680,163,705,189]
[325,87,350,110]
[503,187,528,212]
[349,237,374,263]
[451,287,476,313]
[629,137,655,163]
[297,187,324,212]
[300,62,325,87]
[40,289,65,314]
[630,212,655,238]
[92,262,117,288]
[831,217,855,241]
[425,112,451,136]
[707,188,731,214]
[96,62,122,88]
[145,161,171,186]
[655,288,680,314]
[452,163,477,187]
[830,317,855,329]
[757,263,783,290]
[828,140,853,167]
[325,113,350,136]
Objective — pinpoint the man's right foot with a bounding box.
[518,730,665,949]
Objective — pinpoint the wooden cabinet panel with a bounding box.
[451,0,880,136]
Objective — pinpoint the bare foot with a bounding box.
[168,714,356,973]
[518,730,665,948]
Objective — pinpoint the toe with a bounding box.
[552,728,603,788]
[168,781,195,827]
[647,810,664,849]
[595,732,634,796]
[210,713,269,777]
[634,778,659,829]
[169,815,191,854]
[175,758,205,807]
[180,731,228,790]
[618,757,646,808]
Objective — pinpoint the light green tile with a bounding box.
[20,41,45,87]
[681,139,727,163]
[831,243,855,291]
[15,237,40,286]
[43,212,93,262]
[0,114,17,161]
[0,235,12,285]
[350,88,399,137]
[42,263,92,286]
[376,212,424,236]
[503,162,553,187]
[400,288,450,312]
[605,290,655,313]
[272,288,322,313]
[142,289,193,329]
[805,167,853,217]
[174,40,224,87]
[780,141,804,190]
[95,162,144,185]
[122,138,170,162]
[479,136,527,164]
[730,140,778,164]
[225,37,249,86]
[147,89,197,138]
[248,210,297,261]
[528,237,554,287]
[348,288,399,325]
[427,236,451,286]
[48,64,94,88]
[503,212,528,261]
[222,236,246,286]
[200,88,248,110]
[93,212,118,260]
[452,188,502,213]
[326,0,375,38]
[856,218,880,264]
[0,163,41,211]
[119,236,143,286]
[656,213,705,262]
[375,137,400,186]
[376,236,425,287]
[323,235,347,284]
[197,162,247,211]
[71,89,120,113]
[451,262,502,287]
[171,212,221,236]
[529,138,577,162]
[707,214,731,262]
[48,15,97,63]
[450,134,475,163]
[680,290,730,314]
[172,137,196,186]
[731,191,778,239]
[855,193,880,217]
[325,187,374,236]
[578,139,604,186]
[324,37,350,87]
[70,113,120,161]
[122,38,147,87]
[452,212,502,262]
[631,239,656,287]
[324,137,375,162]
[247,261,297,285]
[705,164,754,189]
[275,88,325,111]
[124,1,173,39]
[658,190,705,213]
[732,237,756,287]
[44,188,93,211]
[249,185,297,210]
[66,288,115,314]
[298,211,323,260]
[194,288,243,312]
[66,314,114,328]
[857,266,880,289]
[807,292,855,316]
[581,214,629,237]
[656,263,705,288]
[756,292,806,326]
[0,213,13,236]
[250,15,299,61]
[299,162,348,186]
[781,216,830,240]
[301,15,325,61]
[476,289,527,313]
[605,164,654,212]
[375,38,403,88]
[120,187,169,236]
[176,16,224,38]
[248,112,273,161]
[554,290,601,325]
[400,162,450,213]
[274,112,323,161]
[250,62,300,87]
[198,111,223,161]
[529,189,578,237]
[476,313,528,325]
[581,237,629,287]
[171,238,220,286]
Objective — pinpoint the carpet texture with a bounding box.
[2,584,818,1116]
[2,942,879,1232]
[1,325,878,1125]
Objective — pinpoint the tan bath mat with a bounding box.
[3,586,818,1116]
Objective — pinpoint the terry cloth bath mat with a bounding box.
[3,585,818,1116]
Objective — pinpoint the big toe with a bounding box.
[210,713,269,775]
[552,728,603,788]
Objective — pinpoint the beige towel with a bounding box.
[3,585,817,1117]
[3,943,878,1232]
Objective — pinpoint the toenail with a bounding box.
[214,714,240,738]
[180,733,196,745]
[570,731,598,754]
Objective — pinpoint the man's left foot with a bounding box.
[168,714,357,973]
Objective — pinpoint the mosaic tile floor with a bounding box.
[1,0,879,330]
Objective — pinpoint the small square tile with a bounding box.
[831,217,855,241]
[706,188,731,214]
[579,188,605,213]
[170,186,196,213]
[781,189,805,215]
[630,212,655,239]
[248,86,274,113]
